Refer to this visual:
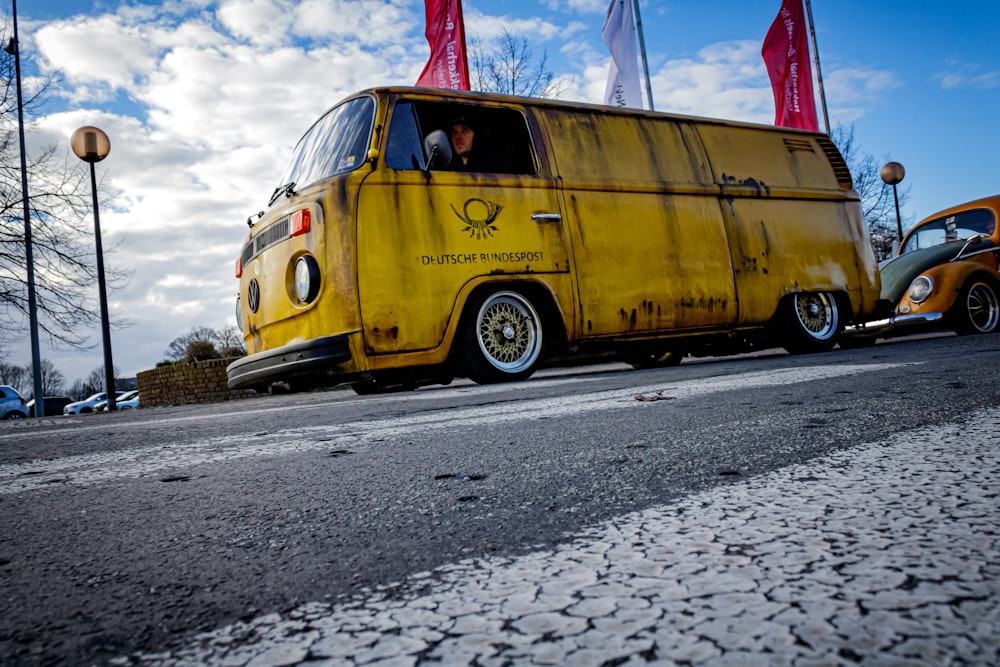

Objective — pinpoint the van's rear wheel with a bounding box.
[460,290,544,384]
[953,279,999,335]
[780,292,841,354]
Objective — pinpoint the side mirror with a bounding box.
[422,130,452,178]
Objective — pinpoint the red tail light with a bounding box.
[235,257,243,278]
[290,210,311,237]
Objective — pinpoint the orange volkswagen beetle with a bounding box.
[845,194,1000,342]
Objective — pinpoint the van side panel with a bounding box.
[696,125,879,321]
[536,109,738,337]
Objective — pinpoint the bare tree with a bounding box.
[831,124,910,260]
[469,29,565,99]
[0,359,28,392]
[165,325,246,362]
[37,358,65,396]
[215,326,245,355]
[1,22,128,349]
[165,326,219,361]
[82,364,121,395]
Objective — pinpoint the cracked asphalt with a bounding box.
[3,335,999,666]
[121,407,1000,666]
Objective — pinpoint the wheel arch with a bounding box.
[951,271,1000,335]
[447,279,568,368]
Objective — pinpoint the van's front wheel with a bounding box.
[780,292,842,354]
[460,290,544,384]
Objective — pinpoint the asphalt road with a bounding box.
[1,333,998,665]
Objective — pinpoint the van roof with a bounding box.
[352,85,828,137]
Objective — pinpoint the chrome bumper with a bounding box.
[843,311,945,339]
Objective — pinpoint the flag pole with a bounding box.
[803,0,830,133]
[631,0,654,110]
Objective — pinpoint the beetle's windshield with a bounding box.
[274,95,375,193]
[900,208,996,255]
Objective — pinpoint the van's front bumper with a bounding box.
[227,334,353,390]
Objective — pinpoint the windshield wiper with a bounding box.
[267,181,297,207]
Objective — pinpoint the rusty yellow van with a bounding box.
[228,87,880,393]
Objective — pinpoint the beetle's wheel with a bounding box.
[954,280,1000,335]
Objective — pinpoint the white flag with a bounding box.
[602,0,642,108]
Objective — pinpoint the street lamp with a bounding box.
[5,0,45,418]
[70,126,117,412]
[880,161,906,246]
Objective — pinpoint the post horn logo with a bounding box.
[450,198,504,240]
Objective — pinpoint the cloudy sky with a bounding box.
[4,0,999,386]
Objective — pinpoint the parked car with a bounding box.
[63,391,125,415]
[27,396,73,417]
[844,194,1000,344]
[1,385,29,420]
[116,392,140,410]
[95,390,139,411]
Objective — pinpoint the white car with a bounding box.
[63,391,124,415]
[96,390,139,411]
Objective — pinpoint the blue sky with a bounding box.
[3,0,999,385]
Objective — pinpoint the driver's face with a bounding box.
[449,124,475,157]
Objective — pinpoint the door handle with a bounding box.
[531,212,562,223]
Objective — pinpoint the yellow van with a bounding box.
[228,87,880,393]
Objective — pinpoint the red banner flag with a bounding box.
[416,0,470,90]
[762,0,818,131]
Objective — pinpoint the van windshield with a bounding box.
[275,95,375,191]
[901,208,996,255]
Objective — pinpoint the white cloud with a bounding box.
[294,0,418,46]
[464,9,565,42]
[34,15,159,96]
[935,60,1000,90]
[217,0,296,46]
[542,0,608,13]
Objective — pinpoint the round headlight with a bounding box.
[294,256,321,303]
[907,276,934,304]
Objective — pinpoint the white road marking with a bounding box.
[0,363,911,495]
[127,406,1000,666]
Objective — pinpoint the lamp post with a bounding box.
[880,161,906,245]
[6,0,45,418]
[70,126,116,412]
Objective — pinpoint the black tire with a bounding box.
[2,411,24,420]
[628,350,685,370]
[952,279,999,335]
[780,292,842,354]
[459,289,544,384]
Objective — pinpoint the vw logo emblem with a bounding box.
[247,278,260,313]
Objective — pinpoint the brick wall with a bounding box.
[137,359,256,407]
